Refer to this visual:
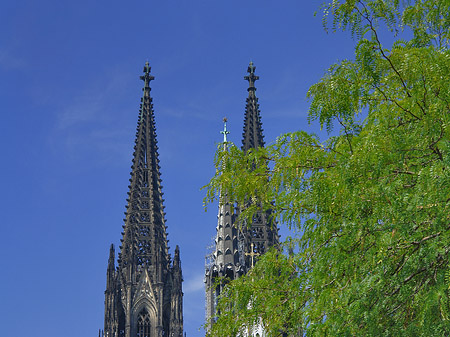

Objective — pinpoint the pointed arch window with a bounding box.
[137,308,151,337]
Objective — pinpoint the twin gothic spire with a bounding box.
[103,61,279,336]
[204,62,280,330]
[104,63,183,337]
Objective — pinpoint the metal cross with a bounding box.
[245,243,260,268]
[221,117,230,142]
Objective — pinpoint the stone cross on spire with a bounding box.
[244,61,259,91]
[221,117,230,143]
[140,61,155,90]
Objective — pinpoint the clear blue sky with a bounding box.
[0,1,355,336]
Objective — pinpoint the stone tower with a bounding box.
[205,62,279,330]
[104,62,183,337]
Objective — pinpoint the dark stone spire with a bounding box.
[239,62,278,271]
[242,61,265,152]
[118,61,168,275]
[104,62,183,337]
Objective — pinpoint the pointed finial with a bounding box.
[109,244,115,259]
[140,61,155,89]
[244,61,259,91]
[107,244,115,271]
[221,117,230,143]
[174,245,180,265]
[249,61,255,73]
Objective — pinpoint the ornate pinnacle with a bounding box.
[108,244,115,264]
[140,61,155,91]
[221,117,230,143]
[244,61,259,91]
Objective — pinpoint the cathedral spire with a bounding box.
[242,61,265,152]
[119,62,168,275]
[239,62,279,271]
[105,62,183,337]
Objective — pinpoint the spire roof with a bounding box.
[104,62,183,337]
[118,62,169,279]
[242,61,264,152]
[214,120,237,267]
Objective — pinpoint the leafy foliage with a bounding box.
[210,249,304,336]
[205,0,450,336]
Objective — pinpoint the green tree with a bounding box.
[205,0,450,335]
